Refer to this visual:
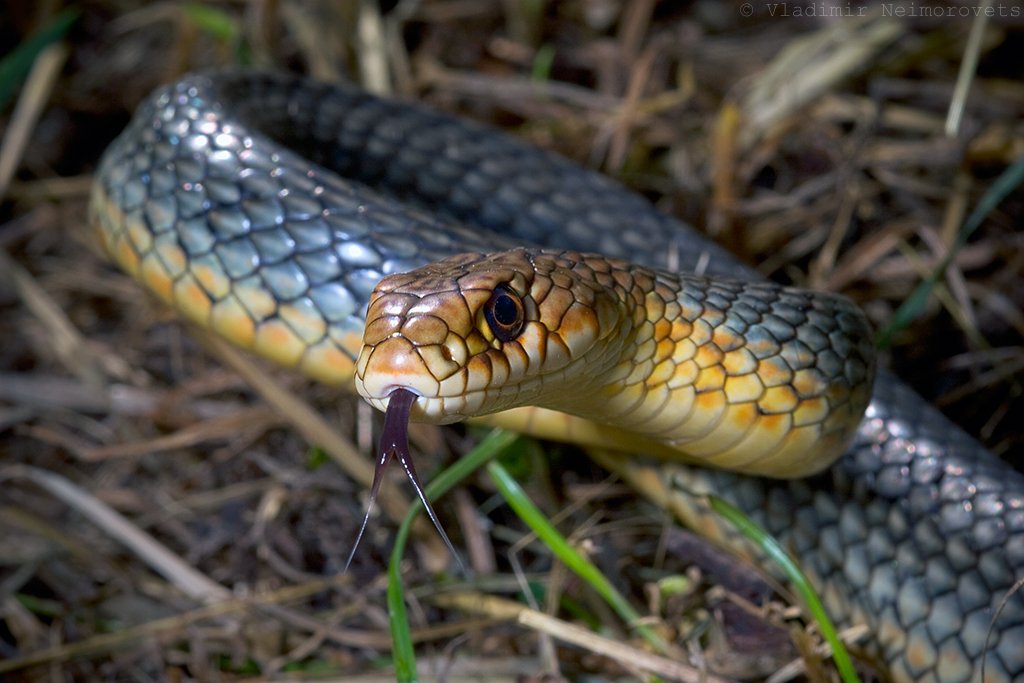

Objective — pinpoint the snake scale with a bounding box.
[90,71,1024,682]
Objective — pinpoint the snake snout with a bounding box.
[355,336,440,404]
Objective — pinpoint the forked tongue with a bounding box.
[344,388,464,571]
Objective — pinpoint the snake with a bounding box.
[90,71,1024,682]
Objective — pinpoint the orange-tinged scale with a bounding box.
[465,355,494,391]
[364,315,402,346]
[723,373,764,403]
[721,347,757,376]
[518,322,549,370]
[771,426,833,476]
[300,339,355,385]
[711,411,793,473]
[689,318,713,346]
[95,214,117,252]
[693,389,726,416]
[758,384,799,414]
[654,337,674,364]
[280,303,328,344]
[876,609,908,657]
[643,384,696,435]
[793,368,826,399]
[115,237,141,276]
[401,314,449,346]
[674,336,697,363]
[417,344,460,380]
[332,328,366,359]
[653,317,672,341]
[728,401,759,431]
[626,383,671,425]
[644,293,666,320]
[673,393,729,445]
[254,319,307,367]
[139,254,174,304]
[682,402,759,459]
[634,336,657,365]
[904,635,935,673]
[669,358,699,389]
[758,359,794,387]
[793,396,829,426]
[646,358,677,387]
[694,342,724,369]
[694,364,726,392]
[712,327,742,352]
[759,411,792,435]
[488,351,511,385]
[606,379,647,414]
[192,262,231,299]
[235,285,278,321]
[154,240,188,277]
[443,332,469,366]
[466,330,490,356]
[624,357,654,386]
[539,285,574,330]
[747,337,780,358]
[669,317,692,342]
[210,296,256,348]
[504,340,530,379]
[172,274,212,323]
[358,336,441,400]
[541,333,571,371]
[559,301,599,341]
[126,218,154,254]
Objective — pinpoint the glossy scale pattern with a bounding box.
[91,71,1024,682]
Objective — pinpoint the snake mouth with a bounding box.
[382,385,423,402]
[354,346,491,422]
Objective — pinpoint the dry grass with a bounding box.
[0,1,1021,681]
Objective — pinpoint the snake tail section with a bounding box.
[90,71,1024,682]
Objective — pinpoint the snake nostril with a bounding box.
[439,345,453,362]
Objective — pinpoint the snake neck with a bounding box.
[554,269,876,478]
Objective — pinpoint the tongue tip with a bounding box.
[345,386,466,573]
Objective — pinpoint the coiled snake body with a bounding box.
[91,72,1024,682]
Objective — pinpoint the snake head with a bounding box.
[354,248,625,422]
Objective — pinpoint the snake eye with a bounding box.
[483,285,525,342]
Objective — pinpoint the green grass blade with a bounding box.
[707,495,860,683]
[530,44,556,82]
[385,429,521,683]
[0,9,79,110]
[877,154,1024,348]
[485,460,672,654]
[182,3,239,42]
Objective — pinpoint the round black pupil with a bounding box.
[493,294,519,327]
